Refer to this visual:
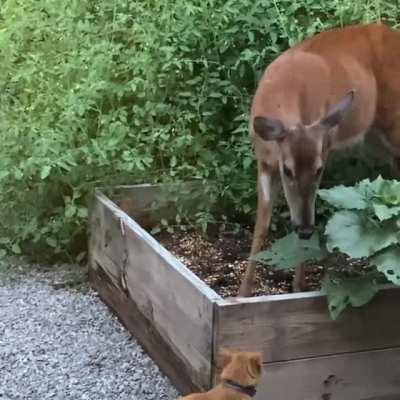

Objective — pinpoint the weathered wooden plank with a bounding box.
[89,191,220,391]
[89,190,126,285]
[255,347,400,400]
[214,288,400,363]
[90,183,400,399]
[89,265,197,394]
[106,182,205,229]
[108,184,167,229]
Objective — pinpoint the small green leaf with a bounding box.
[65,205,76,218]
[160,218,168,227]
[77,208,88,218]
[253,231,327,269]
[150,226,161,235]
[40,165,51,180]
[14,169,23,180]
[11,243,21,254]
[371,246,400,284]
[243,204,251,214]
[242,157,253,170]
[0,170,9,180]
[46,237,58,248]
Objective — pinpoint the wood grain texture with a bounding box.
[89,190,220,391]
[89,184,400,398]
[107,183,205,230]
[255,347,400,400]
[214,288,400,363]
[89,265,198,394]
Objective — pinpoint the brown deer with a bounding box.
[239,22,400,297]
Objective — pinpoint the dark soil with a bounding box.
[156,227,370,298]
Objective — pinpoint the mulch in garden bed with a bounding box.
[156,227,370,297]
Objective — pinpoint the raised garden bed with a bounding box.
[89,184,400,399]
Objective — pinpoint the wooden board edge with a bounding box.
[210,345,400,368]
[213,286,400,363]
[96,181,201,193]
[216,290,324,306]
[259,346,400,400]
[93,190,221,302]
[216,284,399,306]
[210,300,221,388]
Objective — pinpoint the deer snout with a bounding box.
[297,226,314,240]
[294,225,314,240]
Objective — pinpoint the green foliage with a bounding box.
[325,211,399,258]
[321,271,385,320]
[322,177,400,259]
[253,231,327,269]
[371,247,400,285]
[0,1,399,261]
[255,177,400,319]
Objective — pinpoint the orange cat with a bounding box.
[180,349,262,399]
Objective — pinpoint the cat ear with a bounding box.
[218,348,233,368]
[248,352,262,377]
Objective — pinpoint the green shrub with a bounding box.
[0,0,398,261]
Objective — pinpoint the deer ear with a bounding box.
[253,116,287,141]
[320,90,354,129]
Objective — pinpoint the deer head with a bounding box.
[253,91,354,239]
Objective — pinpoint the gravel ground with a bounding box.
[0,261,179,400]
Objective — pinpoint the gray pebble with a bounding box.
[0,263,179,400]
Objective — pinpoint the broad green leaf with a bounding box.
[325,211,399,258]
[371,246,400,284]
[319,176,397,212]
[0,249,6,259]
[358,175,385,196]
[318,185,367,210]
[253,232,327,270]
[321,272,384,320]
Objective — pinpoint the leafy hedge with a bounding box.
[0,0,398,261]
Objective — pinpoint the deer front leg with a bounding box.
[293,265,306,292]
[238,166,276,297]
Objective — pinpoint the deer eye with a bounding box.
[283,165,293,179]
